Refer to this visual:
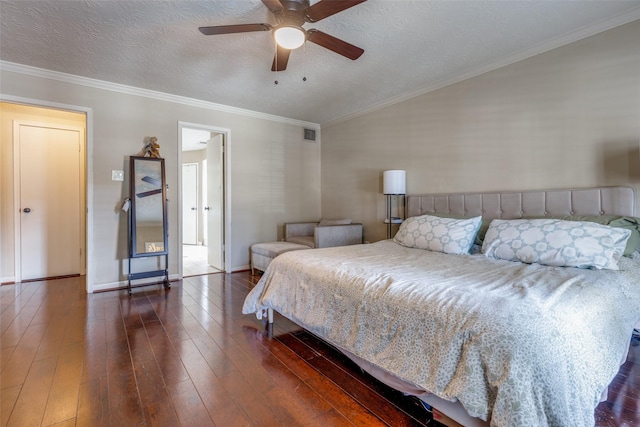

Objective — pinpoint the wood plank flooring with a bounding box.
[0,273,638,426]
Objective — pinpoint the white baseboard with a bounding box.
[231,264,250,272]
[1,276,15,284]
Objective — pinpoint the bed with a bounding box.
[243,187,640,427]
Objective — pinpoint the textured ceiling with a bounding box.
[1,1,640,125]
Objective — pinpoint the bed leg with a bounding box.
[268,308,274,324]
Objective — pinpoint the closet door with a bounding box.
[17,122,82,280]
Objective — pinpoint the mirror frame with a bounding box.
[129,156,168,258]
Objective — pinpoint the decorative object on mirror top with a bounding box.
[137,136,162,158]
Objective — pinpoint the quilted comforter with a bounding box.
[242,240,640,426]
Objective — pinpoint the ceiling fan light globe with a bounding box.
[274,26,306,50]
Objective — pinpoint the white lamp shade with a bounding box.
[274,26,306,50]
[383,170,406,195]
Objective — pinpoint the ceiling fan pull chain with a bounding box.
[302,42,307,82]
[274,40,279,85]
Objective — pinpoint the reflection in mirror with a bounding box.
[130,156,167,257]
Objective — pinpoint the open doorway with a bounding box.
[179,124,226,276]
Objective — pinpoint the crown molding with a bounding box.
[0,60,320,130]
[323,10,640,128]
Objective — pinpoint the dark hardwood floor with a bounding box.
[1,272,638,426]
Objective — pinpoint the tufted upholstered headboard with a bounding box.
[407,187,636,221]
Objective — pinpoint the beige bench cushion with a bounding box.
[252,241,310,257]
[251,241,310,273]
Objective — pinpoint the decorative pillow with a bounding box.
[422,212,491,246]
[482,219,631,270]
[394,215,482,255]
[524,215,640,256]
[318,218,352,226]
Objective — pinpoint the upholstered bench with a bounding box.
[250,241,310,274]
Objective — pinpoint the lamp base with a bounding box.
[385,194,406,239]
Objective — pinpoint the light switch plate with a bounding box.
[112,170,124,181]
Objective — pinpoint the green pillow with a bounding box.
[608,217,640,256]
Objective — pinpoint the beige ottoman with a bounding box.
[250,241,310,274]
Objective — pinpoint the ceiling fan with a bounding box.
[136,176,162,198]
[198,0,367,71]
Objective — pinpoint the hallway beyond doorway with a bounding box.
[182,244,221,276]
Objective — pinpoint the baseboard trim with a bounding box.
[231,264,250,272]
[1,276,16,285]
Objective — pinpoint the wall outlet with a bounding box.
[112,170,124,181]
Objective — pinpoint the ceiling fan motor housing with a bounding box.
[279,0,310,13]
[273,0,309,26]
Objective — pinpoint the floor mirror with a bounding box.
[128,155,169,294]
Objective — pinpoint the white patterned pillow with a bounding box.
[482,219,631,270]
[394,215,482,255]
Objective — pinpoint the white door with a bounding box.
[206,134,224,270]
[202,159,208,246]
[16,122,82,281]
[182,163,198,245]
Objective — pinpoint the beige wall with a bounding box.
[0,73,321,290]
[321,20,640,243]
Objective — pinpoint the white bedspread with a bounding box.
[242,240,640,427]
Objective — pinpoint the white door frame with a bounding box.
[1,94,94,292]
[13,120,85,281]
[177,121,231,275]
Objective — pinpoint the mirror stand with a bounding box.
[127,156,170,295]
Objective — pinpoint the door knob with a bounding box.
[23,208,31,213]
[204,206,211,211]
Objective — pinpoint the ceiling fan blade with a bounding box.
[141,176,161,187]
[307,29,364,60]
[305,0,367,23]
[271,44,291,71]
[261,0,284,12]
[198,23,271,36]
[136,189,162,198]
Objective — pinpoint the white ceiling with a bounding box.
[1,1,640,126]
[182,127,214,152]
